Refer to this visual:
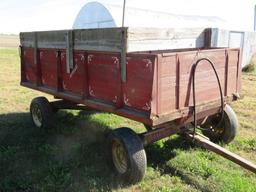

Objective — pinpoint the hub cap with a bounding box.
[112,139,128,174]
[31,104,42,127]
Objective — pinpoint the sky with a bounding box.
[0,0,256,34]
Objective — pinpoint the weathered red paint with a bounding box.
[20,48,241,127]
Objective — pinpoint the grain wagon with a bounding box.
[19,27,255,184]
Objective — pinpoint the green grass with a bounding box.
[0,48,255,192]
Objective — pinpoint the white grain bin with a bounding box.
[72,0,256,68]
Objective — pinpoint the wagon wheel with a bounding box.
[107,127,147,185]
[201,104,238,144]
[30,97,54,129]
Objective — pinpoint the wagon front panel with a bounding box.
[152,49,241,125]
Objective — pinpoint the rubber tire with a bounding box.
[201,104,238,144]
[107,127,147,185]
[30,97,54,129]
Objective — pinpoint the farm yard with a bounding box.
[0,48,255,191]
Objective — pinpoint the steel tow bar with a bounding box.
[185,132,256,173]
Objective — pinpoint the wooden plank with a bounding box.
[127,28,206,52]
[74,28,125,52]
[186,133,256,173]
[128,27,206,40]
[20,28,125,52]
[20,30,67,49]
[20,27,208,53]
[152,97,234,126]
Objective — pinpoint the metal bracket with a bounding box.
[33,32,38,65]
[33,32,42,86]
[66,30,74,73]
[121,29,127,82]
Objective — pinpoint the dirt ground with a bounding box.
[0,34,19,48]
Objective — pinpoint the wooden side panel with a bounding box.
[178,50,226,108]
[226,50,240,95]
[236,51,242,93]
[20,46,240,126]
[150,56,159,116]
[87,52,122,104]
[22,48,37,84]
[20,28,125,52]
[20,47,155,114]
[40,50,58,88]
[127,28,206,52]
[61,51,86,95]
[157,55,177,114]
[124,55,155,112]
[156,49,240,116]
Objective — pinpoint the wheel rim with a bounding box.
[31,104,42,127]
[209,125,225,137]
[205,114,225,138]
[112,139,128,174]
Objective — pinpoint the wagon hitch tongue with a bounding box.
[140,125,256,174]
[184,132,256,174]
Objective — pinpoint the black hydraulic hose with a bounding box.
[192,58,224,140]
